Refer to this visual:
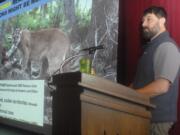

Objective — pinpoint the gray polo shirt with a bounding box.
[154,42,180,83]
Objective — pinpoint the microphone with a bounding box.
[81,45,104,53]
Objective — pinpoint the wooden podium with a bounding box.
[52,72,154,135]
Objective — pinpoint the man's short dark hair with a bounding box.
[143,6,167,19]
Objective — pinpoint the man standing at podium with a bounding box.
[132,6,180,135]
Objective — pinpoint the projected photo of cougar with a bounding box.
[0,0,118,134]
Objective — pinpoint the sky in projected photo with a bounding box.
[77,0,92,11]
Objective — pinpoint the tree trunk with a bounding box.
[63,0,76,29]
[85,0,119,81]
[51,0,63,28]
[0,21,5,67]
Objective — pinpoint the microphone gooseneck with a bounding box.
[80,45,104,54]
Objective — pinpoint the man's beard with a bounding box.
[142,27,159,40]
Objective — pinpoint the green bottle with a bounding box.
[79,57,91,74]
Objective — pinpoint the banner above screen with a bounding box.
[0,0,51,21]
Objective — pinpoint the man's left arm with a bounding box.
[136,78,170,97]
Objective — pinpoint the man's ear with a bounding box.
[160,18,166,26]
